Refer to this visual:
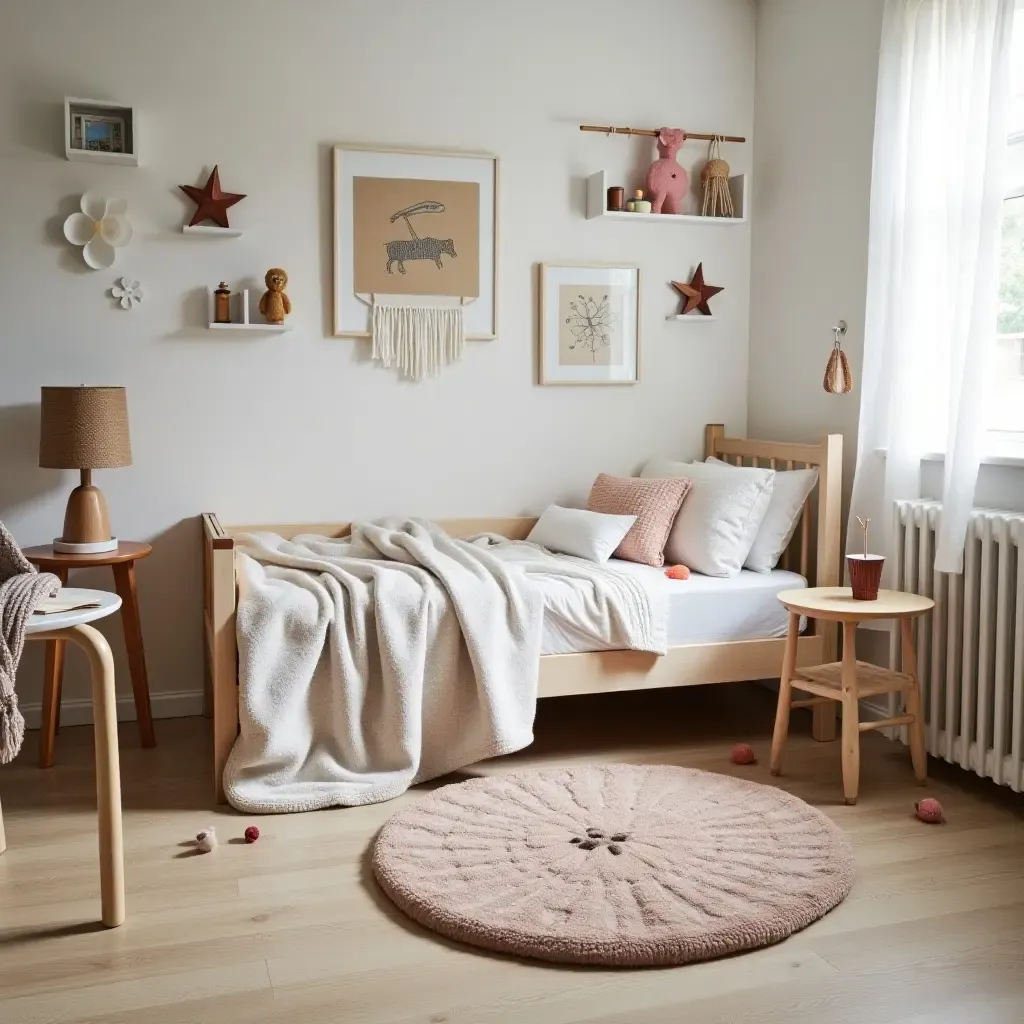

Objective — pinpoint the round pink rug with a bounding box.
[372,763,855,966]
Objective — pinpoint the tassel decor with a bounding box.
[371,303,465,381]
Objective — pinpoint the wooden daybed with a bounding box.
[202,424,843,803]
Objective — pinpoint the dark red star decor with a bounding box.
[179,166,246,229]
[671,263,724,316]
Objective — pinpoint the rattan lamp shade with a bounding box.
[39,386,132,469]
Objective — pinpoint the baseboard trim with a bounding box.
[19,690,204,730]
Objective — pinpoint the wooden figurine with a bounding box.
[671,263,724,315]
[259,268,291,325]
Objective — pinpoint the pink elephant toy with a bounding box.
[645,128,688,214]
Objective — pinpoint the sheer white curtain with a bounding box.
[849,0,1014,574]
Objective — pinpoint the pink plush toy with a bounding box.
[645,128,689,214]
[730,743,757,765]
[915,797,945,824]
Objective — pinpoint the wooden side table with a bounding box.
[771,587,934,804]
[22,541,156,767]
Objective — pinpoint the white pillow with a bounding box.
[640,458,774,577]
[706,457,819,572]
[527,505,637,562]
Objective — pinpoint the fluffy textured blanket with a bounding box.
[0,522,61,763]
[223,520,665,813]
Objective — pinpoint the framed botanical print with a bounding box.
[333,144,498,338]
[538,263,640,384]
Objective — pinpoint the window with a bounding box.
[988,7,1024,444]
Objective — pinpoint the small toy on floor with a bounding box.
[244,825,260,843]
[915,797,945,824]
[665,564,690,580]
[196,827,218,853]
[730,743,757,765]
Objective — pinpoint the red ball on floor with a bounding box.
[730,743,757,765]
[244,825,260,843]
[915,798,945,824]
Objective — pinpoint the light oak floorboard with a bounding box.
[1,684,1022,1024]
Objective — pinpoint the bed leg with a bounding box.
[203,514,238,805]
[811,702,837,742]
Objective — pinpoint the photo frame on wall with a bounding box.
[333,144,498,338]
[538,263,640,385]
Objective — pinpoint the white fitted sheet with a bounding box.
[541,560,807,655]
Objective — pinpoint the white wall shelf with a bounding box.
[666,314,719,321]
[207,287,289,332]
[586,170,747,223]
[65,97,138,166]
[184,225,243,238]
[209,322,289,333]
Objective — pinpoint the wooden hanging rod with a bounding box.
[580,125,746,144]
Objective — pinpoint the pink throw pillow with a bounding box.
[586,474,692,567]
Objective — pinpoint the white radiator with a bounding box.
[891,500,1024,791]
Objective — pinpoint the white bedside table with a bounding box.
[0,588,126,927]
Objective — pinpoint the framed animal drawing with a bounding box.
[333,145,498,338]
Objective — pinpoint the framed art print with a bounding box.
[333,144,498,338]
[539,263,640,384]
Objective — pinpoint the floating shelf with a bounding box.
[207,287,289,332]
[666,314,718,321]
[65,97,138,166]
[586,170,747,223]
[184,225,243,238]
[209,322,288,333]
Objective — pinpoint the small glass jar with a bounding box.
[214,282,231,324]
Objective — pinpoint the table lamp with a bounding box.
[39,386,132,554]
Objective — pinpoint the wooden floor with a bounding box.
[1,684,1023,1024]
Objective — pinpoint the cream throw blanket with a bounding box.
[224,520,665,813]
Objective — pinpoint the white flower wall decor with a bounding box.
[63,192,133,269]
[111,277,143,309]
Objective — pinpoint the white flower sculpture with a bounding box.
[63,192,133,270]
[111,277,143,310]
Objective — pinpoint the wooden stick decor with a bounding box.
[580,125,746,144]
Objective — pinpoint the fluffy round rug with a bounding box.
[372,763,855,967]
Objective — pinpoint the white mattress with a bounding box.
[541,560,807,655]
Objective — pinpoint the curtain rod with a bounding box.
[580,125,746,144]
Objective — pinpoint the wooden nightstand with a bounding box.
[22,541,156,767]
[771,587,934,804]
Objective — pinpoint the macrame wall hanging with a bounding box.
[361,200,469,381]
[701,136,735,218]
[370,297,465,381]
[823,320,853,394]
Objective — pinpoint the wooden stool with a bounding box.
[771,587,934,804]
[0,588,127,926]
[22,541,155,767]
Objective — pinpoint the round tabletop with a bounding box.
[25,588,123,634]
[22,541,152,569]
[777,587,934,622]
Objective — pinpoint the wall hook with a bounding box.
[823,319,853,394]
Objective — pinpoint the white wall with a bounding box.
[0,0,756,715]
[750,0,1024,525]
[749,0,885,517]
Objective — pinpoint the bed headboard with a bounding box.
[704,421,842,598]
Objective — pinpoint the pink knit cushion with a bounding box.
[586,474,692,566]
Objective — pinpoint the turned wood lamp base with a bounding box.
[55,469,119,554]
